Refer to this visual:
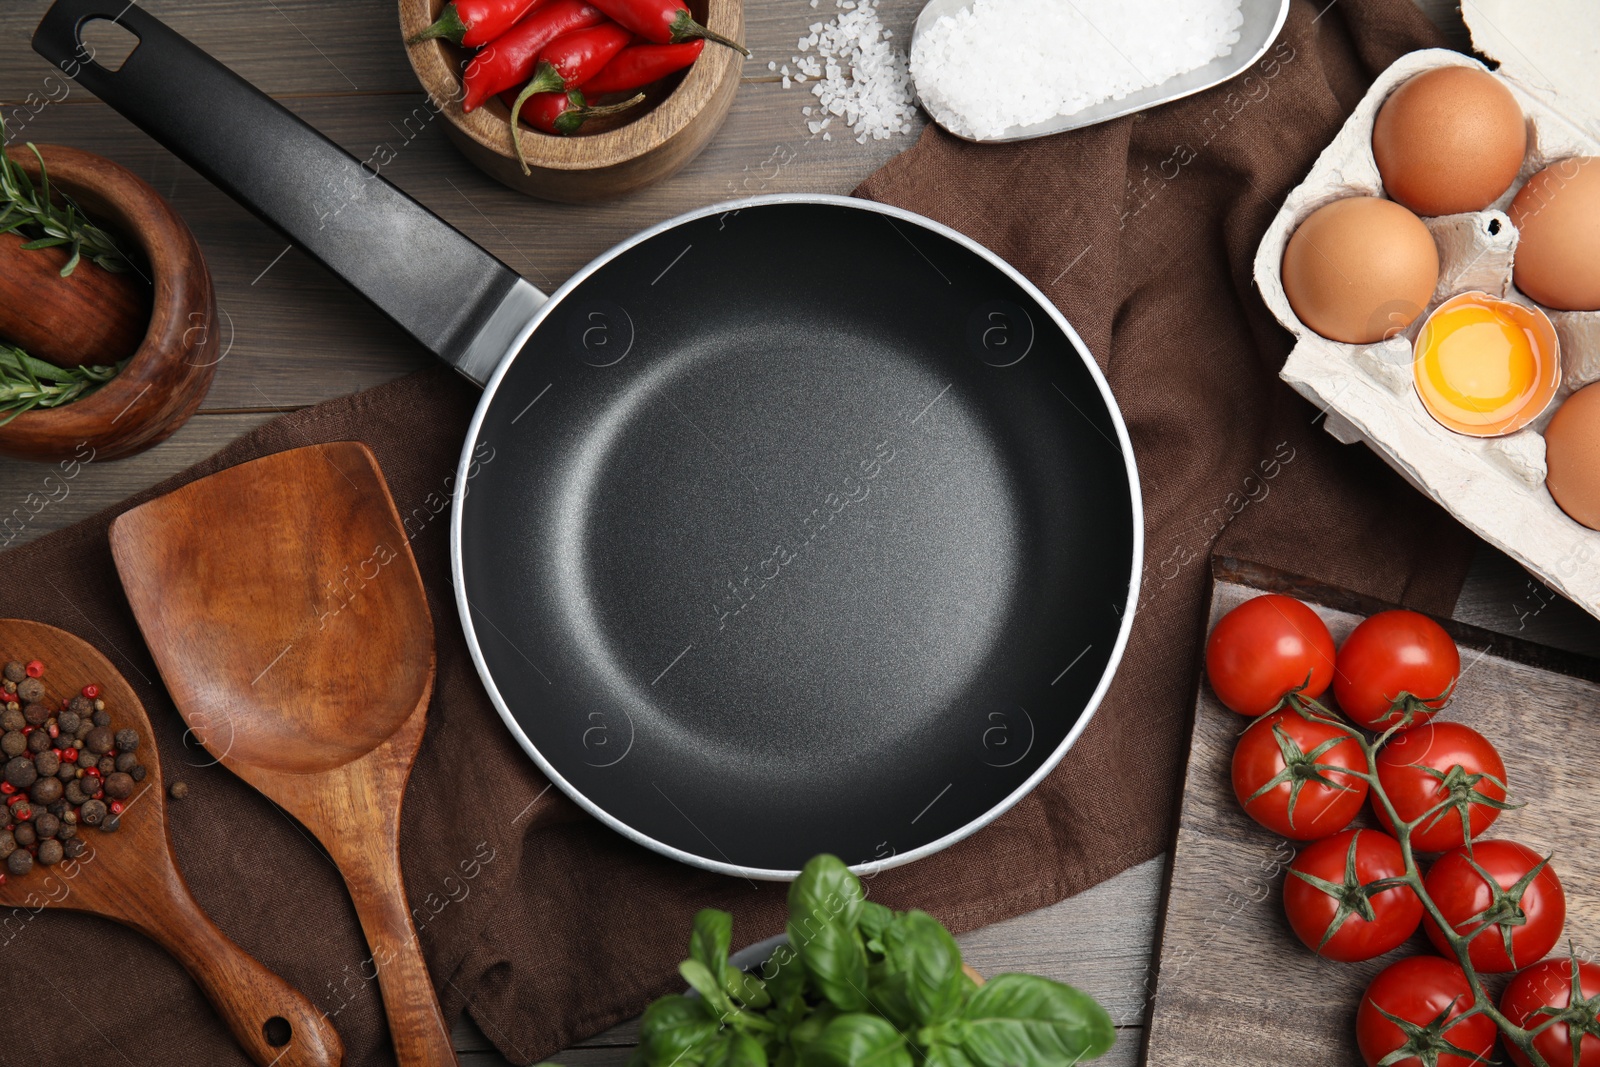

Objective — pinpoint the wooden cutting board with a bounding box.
[1143,558,1600,1065]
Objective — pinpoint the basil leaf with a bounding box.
[682,959,734,1016]
[788,1003,839,1053]
[788,855,865,932]
[789,916,869,1012]
[798,1014,913,1067]
[922,1043,975,1067]
[860,902,894,948]
[727,968,773,1010]
[789,855,870,1011]
[762,945,808,1005]
[882,911,965,1024]
[864,970,916,1031]
[639,995,720,1067]
[959,974,1115,1066]
[691,909,735,982]
[706,1030,770,1067]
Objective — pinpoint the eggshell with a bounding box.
[1509,156,1600,311]
[1545,382,1600,530]
[1372,66,1526,216]
[1281,197,1439,345]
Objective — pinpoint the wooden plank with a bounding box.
[1144,560,1600,1066]
[0,411,272,549]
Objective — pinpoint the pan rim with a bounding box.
[450,192,1143,881]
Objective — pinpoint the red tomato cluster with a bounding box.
[1206,595,1599,1067]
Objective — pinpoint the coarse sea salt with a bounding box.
[910,0,1244,140]
[782,0,917,143]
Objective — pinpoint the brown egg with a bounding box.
[1372,66,1526,216]
[1544,382,1600,530]
[1510,157,1600,311]
[1282,196,1439,345]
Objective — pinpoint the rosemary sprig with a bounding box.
[0,344,124,426]
[0,111,134,278]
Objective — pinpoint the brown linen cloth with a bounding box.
[0,0,1472,1063]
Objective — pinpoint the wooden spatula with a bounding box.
[109,442,457,1067]
[0,618,343,1067]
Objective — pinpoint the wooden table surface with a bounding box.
[6,1,1595,1065]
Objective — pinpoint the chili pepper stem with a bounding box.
[522,60,570,97]
[407,1,469,44]
[512,91,646,173]
[668,9,749,56]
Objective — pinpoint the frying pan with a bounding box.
[33,0,1141,879]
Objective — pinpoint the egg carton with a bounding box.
[1253,20,1600,622]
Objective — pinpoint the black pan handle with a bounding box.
[32,0,544,382]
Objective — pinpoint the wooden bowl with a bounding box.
[0,145,218,463]
[399,0,745,202]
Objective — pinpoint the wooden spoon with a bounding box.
[0,618,343,1067]
[108,441,457,1067]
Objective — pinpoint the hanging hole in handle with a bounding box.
[262,1016,292,1047]
[79,18,140,72]
[1488,218,1502,236]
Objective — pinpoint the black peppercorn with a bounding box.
[0,731,25,759]
[34,751,58,778]
[130,765,146,782]
[56,710,79,735]
[169,781,189,801]
[78,775,101,799]
[30,777,62,806]
[6,849,32,876]
[56,821,75,840]
[0,707,22,733]
[103,773,133,800]
[63,781,87,806]
[26,729,51,754]
[91,709,110,728]
[61,837,85,859]
[75,720,92,741]
[13,822,36,848]
[113,729,138,752]
[99,814,119,834]
[56,761,76,782]
[96,756,115,776]
[4,756,37,789]
[0,830,13,858]
[46,800,67,819]
[22,702,50,727]
[36,838,62,866]
[114,752,138,774]
[67,696,91,717]
[84,727,113,755]
[33,812,58,840]
[15,678,44,704]
[1,663,23,684]
[78,799,106,826]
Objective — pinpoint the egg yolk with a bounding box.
[1415,300,1545,428]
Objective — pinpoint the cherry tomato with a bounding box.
[1356,955,1497,1067]
[1334,610,1460,729]
[1284,828,1422,962]
[1232,709,1367,840]
[1375,722,1510,852]
[1206,595,1335,715]
[1500,956,1600,1067]
[1423,840,1565,973]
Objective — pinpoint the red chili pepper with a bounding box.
[81,684,99,699]
[580,39,702,94]
[510,88,645,147]
[517,23,634,96]
[23,660,42,678]
[586,0,746,55]
[407,0,549,46]
[461,0,607,111]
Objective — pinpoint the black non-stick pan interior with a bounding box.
[459,200,1138,876]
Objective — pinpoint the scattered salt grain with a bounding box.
[910,0,1244,140]
[768,60,777,70]
[781,0,917,143]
